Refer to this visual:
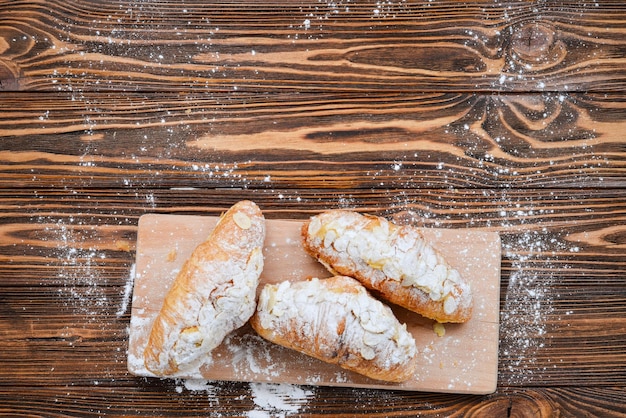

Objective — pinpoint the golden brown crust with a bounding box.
[301,210,472,323]
[144,200,265,376]
[250,276,418,383]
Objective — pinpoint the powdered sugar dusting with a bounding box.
[36,216,108,319]
[392,190,577,386]
[175,379,222,409]
[172,380,315,416]
[181,378,219,393]
[117,263,135,317]
[225,332,284,378]
[247,383,314,417]
[254,276,418,381]
[499,226,567,384]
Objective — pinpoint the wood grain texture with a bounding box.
[1,0,625,415]
[0,386,624,417]
[0,190,624,409]
[0,92,624,189]
[1,1,626,93]
[0,386,625,417]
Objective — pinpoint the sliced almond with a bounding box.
[233,212,251,229]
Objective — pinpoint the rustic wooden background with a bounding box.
[1,0,625,416]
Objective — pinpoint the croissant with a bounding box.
[143,200,265,375]
[301,210,472,323]
[250,275,418,382]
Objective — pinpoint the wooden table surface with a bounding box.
[1,1,625,416]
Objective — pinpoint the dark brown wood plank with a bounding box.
[1,1,626,415]
[2,187,625,279]
[0,385,625,416]
[1,92,624,189]
[1,1,626,93]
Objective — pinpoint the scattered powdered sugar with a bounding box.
[392,193,576,385]
[247,383,314,417]
[173,380,314,417]
[37,214,139,322]
[117,263,135,317]
[499,225,568,384]
[225,332,283,378]
[181,378,221,394]
[174,379,222,410]
[37,216,109,319]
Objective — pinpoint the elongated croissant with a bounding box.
[143,200,265,375]
[301,210,472,323]
[250,275,418,382]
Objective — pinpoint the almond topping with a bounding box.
[233,212,252,229]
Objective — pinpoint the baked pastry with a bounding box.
[143,200,265,375]
[301,210,472,323]
[250,276,418,382]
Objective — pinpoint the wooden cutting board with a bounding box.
[128,213,501,394]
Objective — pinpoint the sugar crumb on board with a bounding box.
[166,248,177,262]
[433,322,446,337]
[225,333,284,379]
